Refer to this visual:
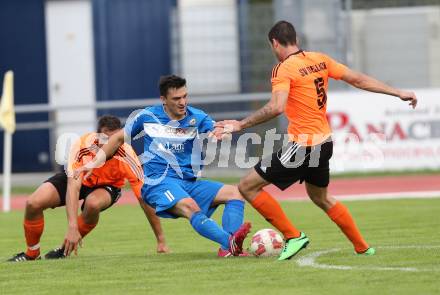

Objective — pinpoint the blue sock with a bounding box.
[221,200,245,249]
[190,211,230,250]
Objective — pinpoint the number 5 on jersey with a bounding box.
[314,77,327,109]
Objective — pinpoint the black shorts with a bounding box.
[44,172,122,211]
[255,138,333,190]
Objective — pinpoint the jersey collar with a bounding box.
[284,49,304,61]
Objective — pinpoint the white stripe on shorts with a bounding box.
[164,190,175,202]
[281,143,301,164]
[279,143,297,163]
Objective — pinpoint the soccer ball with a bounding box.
[249,228,284,257]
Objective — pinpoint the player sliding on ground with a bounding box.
[75,76,251,257]
[8,116,169,262]
[214,21,418,260]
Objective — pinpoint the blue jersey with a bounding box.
[125,105,215,182]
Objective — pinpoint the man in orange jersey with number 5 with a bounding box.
[215,20,417,260]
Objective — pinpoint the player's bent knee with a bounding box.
[83,198,105,213]
[309,195,325,207]
[25,198,44,213]
[238,179,258,200]
[174,198,201,218]
[237,179,250,195]
[307,189,333,211]
[26,183,61,212]
[223,185,244,201]
[183,200,200,213]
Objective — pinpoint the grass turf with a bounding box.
[1,198,439,295]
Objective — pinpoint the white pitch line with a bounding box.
[296,245,440,272]
[335,190,440,201]
[283,190,440,202]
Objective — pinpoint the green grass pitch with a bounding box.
[1,198,440,295]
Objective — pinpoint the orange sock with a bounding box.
[77,215,97,238]
[24,217,44,258]
[251,191,301,240]
[326,202,369,253]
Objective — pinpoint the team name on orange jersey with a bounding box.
[298,62,327,77]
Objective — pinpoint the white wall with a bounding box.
[177,0,241,94]
[427,8,440,87]
[45,0,96,145]
[351,6,440,88]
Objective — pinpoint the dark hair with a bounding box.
[159,75,186,97]
[268,20,297,46]
[97,115,122,132]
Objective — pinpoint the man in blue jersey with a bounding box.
[75,75,251,257]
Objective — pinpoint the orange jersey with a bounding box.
[67,133,144,199]
[271,51,348,146]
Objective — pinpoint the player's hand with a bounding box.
[156,241,170,254]
[73,166,93,180]
[212,120,242,140]
[63,227,83,257]
[398,90,418,109]
[208,128,232,142]
[215,120,242,132]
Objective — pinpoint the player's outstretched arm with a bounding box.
[241,90,289,129]
[214,90,289,138]
[138,198,170,253]
[75,129,126,179]
[64,175,83,257]
[93,129,125,167]
[341,68,418,108]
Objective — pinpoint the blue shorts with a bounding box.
[141,177,224,218]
